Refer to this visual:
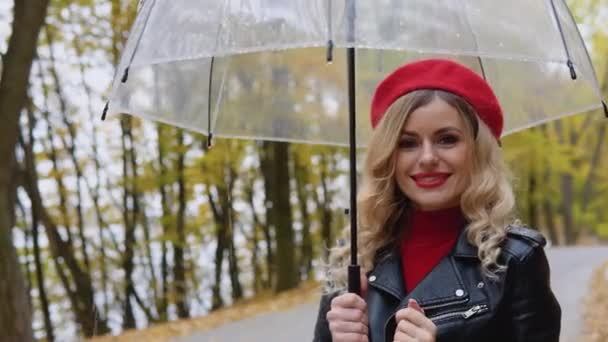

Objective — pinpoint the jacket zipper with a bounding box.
[422,298,469,311]
[430,304,489,322]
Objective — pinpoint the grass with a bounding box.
[87,280,321,342]
[582,261,608,341]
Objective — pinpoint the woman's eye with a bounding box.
[438,135,459,145]
[398,138,418,149]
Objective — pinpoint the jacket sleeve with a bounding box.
[505,245,561,341]
[312,292,339,342]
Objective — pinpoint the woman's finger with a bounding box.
[328,319,369,335]
[327,307,368,324]
[394,308,437,338]
[395,317,418,336]
[360,273,369,299]
[393,329,417,342]
[333,332,369,342]
[408,298,424,314]
[394,317,436,341]
[331,293,367,311]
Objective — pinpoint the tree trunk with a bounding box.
[70,11,110,316]
[31,205,55,341]
[17,198,34,313]
[527,158,540,229]
[319,155,333,262]
[311,154,334,262]
[120,117,137,329]
[244,181,264,292]
[581,124,606,211]
[542,197,559,246]
[174,130,189,318]
[259,143,275,288]
[262,141,298,292]
[139,201,158,319]
[24,110,55,341]
[45,26,91,272]
[208,188,226,310]
[225,165,243,301]
[21,147,109,336]
[0,1,49,341]
[560,174,576,244]
[157,125,170,321]
[539,163,560,245]
[292,149,313,280]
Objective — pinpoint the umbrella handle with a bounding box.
[348,265,361,295]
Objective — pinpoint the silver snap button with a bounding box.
[455,289,465,297]
[369,275,377,282]
[477,282,485,289]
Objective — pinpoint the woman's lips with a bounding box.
[411,173,450,189]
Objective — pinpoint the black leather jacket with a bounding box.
[313,226,561,342]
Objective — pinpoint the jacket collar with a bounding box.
[452,227,479,258]
[368,249,405,300]
[367,228,479,303]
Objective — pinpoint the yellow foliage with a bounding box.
[582,261,608,341]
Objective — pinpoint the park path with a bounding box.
[172,246,608,342]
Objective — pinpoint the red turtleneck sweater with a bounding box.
[400,206,465,293]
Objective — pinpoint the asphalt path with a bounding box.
[173,246,608,342]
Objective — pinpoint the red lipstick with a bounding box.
[411,172,450,189]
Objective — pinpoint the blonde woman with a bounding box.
[312,59,561,342]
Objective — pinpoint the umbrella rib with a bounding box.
[120,0,157,84]
[556,0,607,117]
[326,0,334,62]
[461,0,487,81]
[207,56,215,148]
[207,0,230,148]
[548,0,577,80]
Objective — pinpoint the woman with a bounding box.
[312,59,561,342]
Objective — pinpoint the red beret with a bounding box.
[370,59,503,140]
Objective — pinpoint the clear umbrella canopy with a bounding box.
[106,0,605,146]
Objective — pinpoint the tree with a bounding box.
[0,1,50,341]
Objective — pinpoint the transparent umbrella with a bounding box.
[103,0,607,293]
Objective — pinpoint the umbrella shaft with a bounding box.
[346,0,360,295]
[348,46,358,268]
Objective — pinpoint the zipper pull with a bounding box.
[462,304,487,319]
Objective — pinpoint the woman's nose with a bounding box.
[419,141,439,166]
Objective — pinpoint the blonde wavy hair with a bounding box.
[325,89,515,293]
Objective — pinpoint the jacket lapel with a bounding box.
[400,256,468,309]
[380,229,480,340]
[368,228,479,305]
[400,228,478,308]
[367,251,405,301]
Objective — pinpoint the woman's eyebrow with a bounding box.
[434,127,462,135]
[400,127,462,136]
[400,130,416,135]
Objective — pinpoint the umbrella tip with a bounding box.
[206,133,214,149]
[567,60,577,80]
[602,100,608,118]
[121,67,130,83]
[101,101,109,121]
[326,40,334,63]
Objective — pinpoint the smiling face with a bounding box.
[394,96,473,211]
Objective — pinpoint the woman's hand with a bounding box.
[326,274,369,342]
[393,299,437,342]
